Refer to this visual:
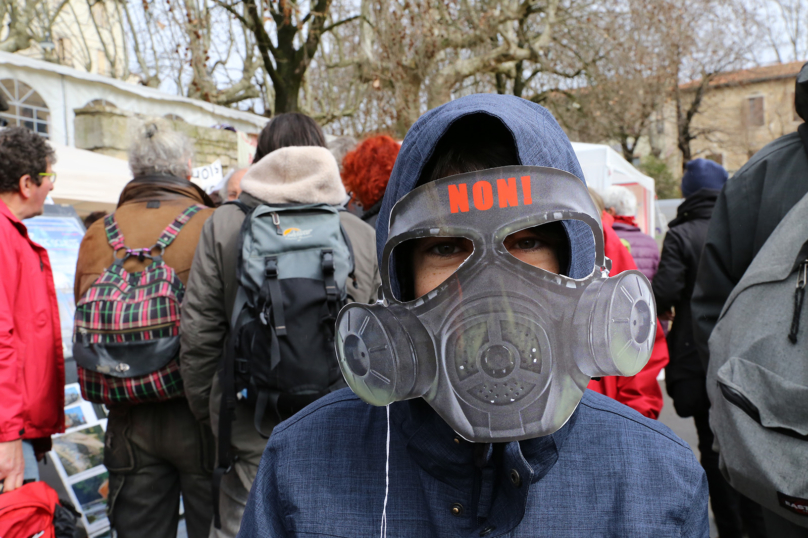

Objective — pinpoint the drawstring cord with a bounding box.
[789,260,808,344]
[380,404,390,538]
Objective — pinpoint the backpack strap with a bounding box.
[321,249,340,321]
[259,257,287,336]
[153,204,205,252]
[104,213,127,252]
[339,223,357,289]
[225,199,250,213]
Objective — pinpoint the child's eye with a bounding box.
[429,243,463,256]
[516,238,542,250]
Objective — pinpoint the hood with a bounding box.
[119,174,214,208]
[241,146,346,205]
[376,94,595,294]
[669,188,719,227]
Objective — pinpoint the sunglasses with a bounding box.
[38,172,57,185]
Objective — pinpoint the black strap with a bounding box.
[339,223,357,288]
[253,389,278,439]
[213,320,239,529]
[267,307,282,371]
[789,261,808,343]
[321,249,340,322]
[225,199,250,214]
[322,249,337,299]
[261,257,287,336]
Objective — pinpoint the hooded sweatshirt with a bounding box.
[238,95,707,538]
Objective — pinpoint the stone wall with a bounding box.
[73,102,240,170]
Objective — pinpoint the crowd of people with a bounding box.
[0,70,806,538]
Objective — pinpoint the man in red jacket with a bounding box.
[0,127,65,492]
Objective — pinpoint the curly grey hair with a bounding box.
[129,119,193,178]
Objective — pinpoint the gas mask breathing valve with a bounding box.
[336,303,435,407]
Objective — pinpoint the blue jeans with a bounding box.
[21,440,39,482]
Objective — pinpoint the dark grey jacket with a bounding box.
[692,125,808,369]
[179,192,380,467]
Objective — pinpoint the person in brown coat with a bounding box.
[74,120,216,538]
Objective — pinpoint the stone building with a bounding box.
[648,61,804,175]
[3,0,129,79]
[0,51,266,169]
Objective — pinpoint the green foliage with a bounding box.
[639,155,680,199]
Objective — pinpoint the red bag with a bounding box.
[0,482,59,538]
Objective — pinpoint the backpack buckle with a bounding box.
[321,249,335,274]
[264,257,279,278]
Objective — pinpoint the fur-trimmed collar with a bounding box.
[241,146,346,205]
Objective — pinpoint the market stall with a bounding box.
[50,142,132,216]
[571,142,656,236]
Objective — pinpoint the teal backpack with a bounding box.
[213,201,354,527]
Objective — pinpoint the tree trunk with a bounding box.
[245,0,331,116]
[393,73,423,138]
[620,135,636,162]
[274,71,302,114]
[512,60,526,97]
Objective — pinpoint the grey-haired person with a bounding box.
[74,119,216,538]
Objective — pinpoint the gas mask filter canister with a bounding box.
[336,166,656,443]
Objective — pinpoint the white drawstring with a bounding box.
[380,404,390,538]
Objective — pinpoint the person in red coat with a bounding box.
[0,127,64,492]
[586,203,669,419]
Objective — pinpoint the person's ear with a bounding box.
[186,158,193,181]
[17,174,33,200]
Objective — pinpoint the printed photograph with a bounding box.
[64,385,81,407]
[72,471,109,524]
[64,405,87,429]
[52,424,104,476]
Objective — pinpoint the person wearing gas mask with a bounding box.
[238,95,708,537]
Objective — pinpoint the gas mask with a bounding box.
[336,166,656,442]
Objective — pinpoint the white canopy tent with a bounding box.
[49,143,132,216]
[571,142,656,236]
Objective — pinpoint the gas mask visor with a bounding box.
[336,166,656,442]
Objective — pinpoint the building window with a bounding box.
[748,96,765,127]
[0,79,50,137]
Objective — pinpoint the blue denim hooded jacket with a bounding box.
[238,95,708,537]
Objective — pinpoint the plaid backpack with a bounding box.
[73,204,203,404]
